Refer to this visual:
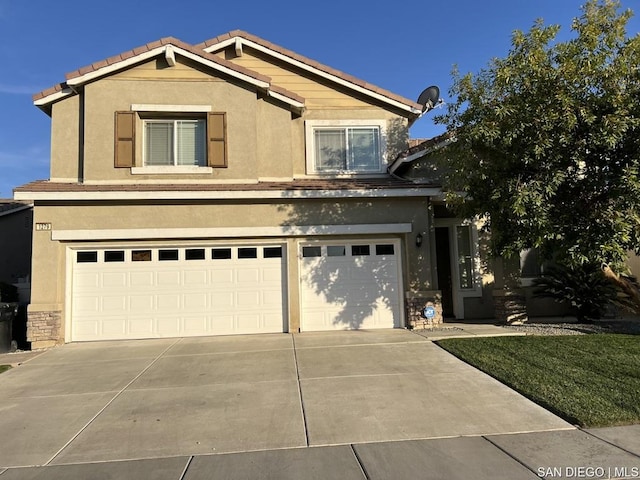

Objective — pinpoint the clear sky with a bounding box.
[1,0,638,198]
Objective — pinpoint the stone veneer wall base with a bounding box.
[27,310,62,348]
[406,291,443,329]
[493,290,528,324]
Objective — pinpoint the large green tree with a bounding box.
[436,0,640,303]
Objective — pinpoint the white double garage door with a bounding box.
[71,240,402,341]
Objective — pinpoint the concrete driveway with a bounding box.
[0,329,576,476]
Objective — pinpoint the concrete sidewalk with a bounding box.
[0,330,637,479]
[1,426,638,479]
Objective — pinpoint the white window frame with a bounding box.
[305,120,386,175]
[142,118,206,167]
[434,218,483,319]
[131,104,213,175]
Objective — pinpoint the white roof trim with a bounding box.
[36,43,310,108]
[204,37,421,116]
[267,89,304,110]
[14,187,441,202]
[33,88,74,107]
[52,223,413,241]
[0,203,32,217]
[388,136,455,175]
[66,46,167,87]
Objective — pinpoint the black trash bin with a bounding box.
[0,303,17,353]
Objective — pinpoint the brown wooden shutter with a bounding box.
[207,112,227,168]
[114,111,135,168]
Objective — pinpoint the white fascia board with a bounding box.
[14,187,441,202]
[267,90,305,110]
[0,204,32,217]
[52,223,413,241]
[175,49,270,89]
[205,39,421,116]
[388,137,455,174]
[66,47,167,87]
[33,88,74,107]
[64,45,270,92]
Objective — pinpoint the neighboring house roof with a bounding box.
[33,30,422,119]
[388,131,455,176]
[0,199,32,217]
[198,30,423,118]
[33,36,305,115]
[14,179,441,201]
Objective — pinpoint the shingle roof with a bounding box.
[199,30,423,112]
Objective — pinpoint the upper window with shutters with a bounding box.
[115,107,227,174]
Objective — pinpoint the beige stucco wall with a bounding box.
[50,95,80,182]
[82,69,262,182]
[46,55,410,184]
[46,58,411,184]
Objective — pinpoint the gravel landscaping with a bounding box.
[504,318,640,336]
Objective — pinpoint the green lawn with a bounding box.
[436,334,640,428]
[0,365,10,374]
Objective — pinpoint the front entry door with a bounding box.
[435,227,454,318]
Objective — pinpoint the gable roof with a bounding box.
[199,30,423,118]
[34,31,422,119]
[33,36,305,115]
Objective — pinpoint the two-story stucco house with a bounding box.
[15,31,462,349]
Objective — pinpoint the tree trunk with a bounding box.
[602,265,640,314]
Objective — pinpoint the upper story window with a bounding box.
[305,120,385,175]
[144,118,206,167]
[114,106,227,173]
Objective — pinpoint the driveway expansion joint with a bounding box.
[42,338,182,466]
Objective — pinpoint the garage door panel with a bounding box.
[131,272,154,286]
[300,241,402,331]
[74,296,100,313]
[157,271,181,285]
[156,317,180,335]
[211,291,234,307]
[183,316,208,333]
[74,320,99,337]
[130,295,154,311]
[102,318,126,335]
[184,270,208,285]
[184,293,208,309]
[74,272,100,289]
[102,272,127,288]
[71,244,286,341]
[129,317,153,335]
[103,296,127,311]
[213,269,234,283]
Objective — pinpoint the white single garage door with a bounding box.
[71,244,286,341]
[299,240,402,331]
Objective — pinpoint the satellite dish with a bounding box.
[417,85,440,112]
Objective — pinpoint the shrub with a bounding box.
[532,263,623,322]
